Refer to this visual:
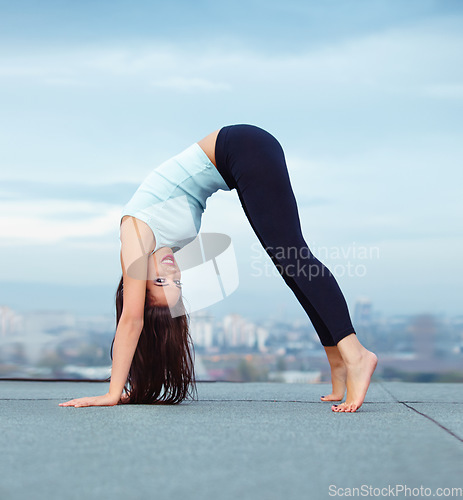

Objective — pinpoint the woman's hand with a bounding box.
[59,392,121,408]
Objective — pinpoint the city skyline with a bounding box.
[1,301,461,383]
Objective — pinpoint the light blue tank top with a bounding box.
[121,142,230,254]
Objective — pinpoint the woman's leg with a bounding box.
[321,346,347,402]
[218,124,355,345]
[216,124,377,411]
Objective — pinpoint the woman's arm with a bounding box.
[108,217,155,398]
[59,315,143,407]
[107,307,144,400]
[59,217,155,407]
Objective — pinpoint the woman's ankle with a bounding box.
[336,334,368,365]
[323,346,345,367]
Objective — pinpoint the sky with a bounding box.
[0,0,462,321]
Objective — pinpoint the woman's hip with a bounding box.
[215,124,287,190]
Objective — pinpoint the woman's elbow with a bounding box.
[118,314,144,333]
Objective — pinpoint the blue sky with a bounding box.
[0,0,462,320]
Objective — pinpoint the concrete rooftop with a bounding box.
[1,381,462,500]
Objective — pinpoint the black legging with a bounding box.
[215,124,356,347]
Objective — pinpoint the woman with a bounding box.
[59,124,377,412]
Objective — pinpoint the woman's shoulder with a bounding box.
[120,216,156,257]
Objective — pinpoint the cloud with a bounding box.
[0,199,121,245]
[0,15,461,100]
[0,180,137,204]
[151,77,231,93]
[421,83,463,99]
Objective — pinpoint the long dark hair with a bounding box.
[104,275,197,404]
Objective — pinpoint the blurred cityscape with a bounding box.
[0,299,462,383]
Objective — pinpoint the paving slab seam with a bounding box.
[378,382,463,444]
[0,398,393,403]
[400,402,463,443]
[195,399,387,404]
[0,398,64,401]
[387,401,462,404]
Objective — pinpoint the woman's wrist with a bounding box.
[107,390,122,402]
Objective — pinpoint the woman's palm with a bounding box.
[59,393,120,407]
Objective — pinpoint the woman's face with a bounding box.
[146,247,182,308]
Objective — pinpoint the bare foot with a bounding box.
[331,349,377,413]
[320,363,347,401]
